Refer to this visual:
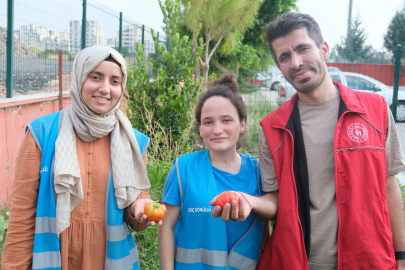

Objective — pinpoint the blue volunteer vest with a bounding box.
[27,111,149,270]
[174,150,263,270]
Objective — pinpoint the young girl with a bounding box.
[158,74,265,270]
[2,46,159,270]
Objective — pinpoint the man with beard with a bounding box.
[211,11,405,270]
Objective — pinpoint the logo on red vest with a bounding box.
[347,123,368,143]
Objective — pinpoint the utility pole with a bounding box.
[347,0,353,37]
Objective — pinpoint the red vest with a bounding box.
[258,83,395,270]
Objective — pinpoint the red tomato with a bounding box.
[215,191,240,209]
[144,202,166,222]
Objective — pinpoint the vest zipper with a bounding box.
[335,146,386,151]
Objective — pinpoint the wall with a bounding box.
[0,94,69,204]
[327,63,405,86]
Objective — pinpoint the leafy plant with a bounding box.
[242,0,298,47]
[125,3,206,268]
[181,0,263,90]
[212,34,274,79]
[0,213,8,242]
[130,158,173,270]
[132,94,199,270]
[0,205,10,267]
[132,225,160,269]
[142,100,200,162]
[147,160,172,188]
[126,0,203,143]
[147,159,172,204]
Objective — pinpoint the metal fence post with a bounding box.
[166,38,170,54]
[156,32,159,75]
[6,0,14,98]
[82,0,87,49]
[392,44,402,123]
[142,25,145,46]
[119,12,122,53]
[59,51,63,111]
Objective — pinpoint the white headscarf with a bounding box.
[53,46,150,236]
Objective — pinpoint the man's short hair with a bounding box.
[264,12,324,65]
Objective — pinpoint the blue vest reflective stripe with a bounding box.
[28,111,149,270]
[174,150,263,270]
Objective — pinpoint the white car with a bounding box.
[275,70,405,122]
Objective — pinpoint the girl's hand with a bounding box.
[131,198,166,226]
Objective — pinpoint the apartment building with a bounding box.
[70,20,104,53]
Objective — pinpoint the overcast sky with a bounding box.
[97,0,404,51]
[299,0,404,50]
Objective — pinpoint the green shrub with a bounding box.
[132,225,160,270]
[125,0,203,144]
[147,160,172,204]
[0,213,8,243]
[126,39,202,142]
[131,157,173,270]
[141,100,199,162]
[0,204,10,268]
[126,1,204,266]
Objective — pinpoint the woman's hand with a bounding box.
[131,198,166,226]
[210,192,253,222]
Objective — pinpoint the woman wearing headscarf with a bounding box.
[1,46,158,270]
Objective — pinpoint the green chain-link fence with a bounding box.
[0,0,166,101]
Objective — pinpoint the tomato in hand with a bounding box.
[144,202,166,222]
[215,191,240,209]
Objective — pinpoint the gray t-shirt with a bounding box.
[258,93,405,270]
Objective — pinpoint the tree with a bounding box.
[384,7,405,57]
[125,0,203,146]
[209,0,297,82]
[242,0,298,47]
[182,0,263,90]
[210,32,272,80]
[336,16,372,63]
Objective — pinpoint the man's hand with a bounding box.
[131,198,166,226]
[210,192,252,222]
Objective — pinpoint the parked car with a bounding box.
[275,70,405,122]
[260,67,282,90]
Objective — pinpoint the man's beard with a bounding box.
[286,60,326,94]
